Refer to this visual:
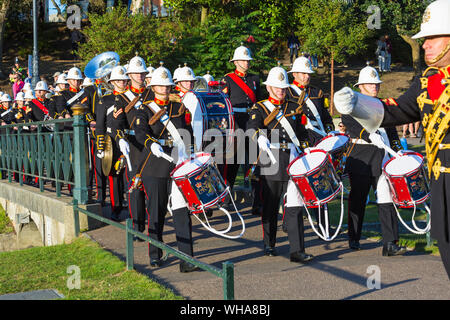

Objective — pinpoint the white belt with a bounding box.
[233,107,248,113]
[270,142,294,149]
[352,138,371,145]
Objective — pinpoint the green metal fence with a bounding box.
[73,199,235,300]
[0,105,89,204]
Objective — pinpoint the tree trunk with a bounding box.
[201,6,208,25]
[330,53,335,116]
[0,0,11,80]
[49,0,65,21]
[396,25,421,75]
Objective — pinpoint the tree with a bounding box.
[295,0,373,114]
[0,0,11,79]
[368,0,431,75]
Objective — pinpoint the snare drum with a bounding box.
[314,133,350,174]
[287,149,342,208]
[383,151,430,208]
[171,152,228,214]
[182,91,235,154]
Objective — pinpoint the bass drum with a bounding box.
[182,91,235,157]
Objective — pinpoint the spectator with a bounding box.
[402,122,420,138]
[384,34,392,72]
[11,73,24,100]
[287,33,300,64]
[70,29,85,59]
[338,121,347,134]
[311,53,319,68]
[375,36,386,72]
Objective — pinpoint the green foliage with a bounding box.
[177,12,277,79]
[77,6,181,70]
[0,205,13,234]
[295,0,374,64]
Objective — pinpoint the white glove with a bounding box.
[118,139,130,156]
[334,87,357,115]
[257,135,271,153]
[96,150,105,159]
[257,135,277,164]
[369,133,386,150]
[150,142,164,158]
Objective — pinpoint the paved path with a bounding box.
[86,197,450,300]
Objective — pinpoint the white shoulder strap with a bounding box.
[290,84,326,133]
[148,102,185,149]
[66,89,85,106]
[262,100,301,148]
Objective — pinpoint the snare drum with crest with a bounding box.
[287,149,342,208]
[182,91,235,154]
[314,133,350,175]
[171,152,228,214]
[383,151,430,208]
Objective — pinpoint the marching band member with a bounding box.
[287,56,334,144]
[287,57,335,232]
[334,0,450,276]
[95,66,129,221]
[110,55,151,234]
[248,65,313,263]
[14,92,27,125]
[0,94,16,125]
[28,81,52,124]
[133,65,198,273]
[342,66,406,255]
[53,67,87,119]
[223,45,263,214]
[145,65,155,88]
[174,63,197,98]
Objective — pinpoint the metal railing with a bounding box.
[72,199,235,300]
[0,105,89,204]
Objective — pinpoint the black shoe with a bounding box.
[150,259,162,268]
[382,242,407,256]
[349,240,361,251]
[110,214,121,222]
[179,261,200,273]
[290,252,314,263]
[264,246,277,257]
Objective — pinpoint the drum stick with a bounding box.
[161,152,174,163]
[382,144,400,158]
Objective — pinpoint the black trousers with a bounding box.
[261,177,306,253]
[142,176,193,261]
[347,173,399,244]
[92,142,107,204]
[107,171,124,216]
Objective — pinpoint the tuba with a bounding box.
[84,51,120,98]
[193,76,209,92]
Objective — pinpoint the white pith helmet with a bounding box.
[55,73,68,85]
[150,63,175,86]
[66,67,83,80]
[15,92,25,101]
[203,71,214,83]
[126,55,148,74]
[22,82,32,92]
[35,80,49,92]
[1,93,12,102]
[230,45,253,62]
[263,65,290,88]
[24,90,35,100]
[175,64,196,82]
[108,65,130,82]
[354,66,383,86]
[173,64,182,82]
[412,0,450,39]
[145,65,155,79]
[81,77,93,88]
[289,56,314,74]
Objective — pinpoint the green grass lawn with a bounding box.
[0,206,13,234]
[0,237,183,300]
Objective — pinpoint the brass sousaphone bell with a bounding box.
[84,51,120,175]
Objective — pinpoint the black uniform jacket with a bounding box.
[53,87,89,118]
[28,98,51,122]
[369,65,450,242]
[223,70,262,129]
[287,82,334,145]
[247,96,309,181]
[134,98,191,178]
[342,114,401,177]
